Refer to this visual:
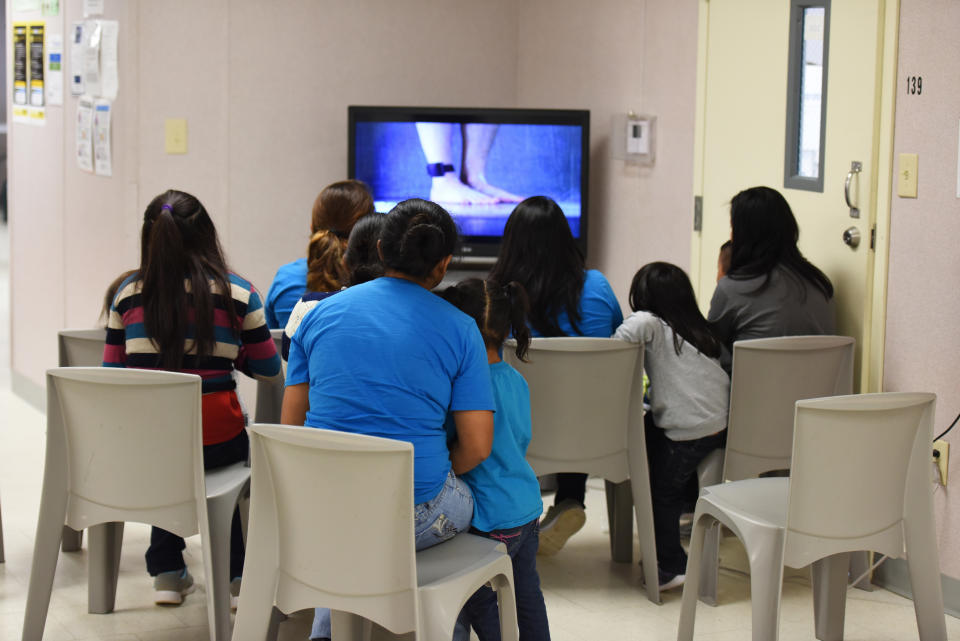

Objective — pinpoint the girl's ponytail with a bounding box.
[306,229,348,292]
[142,207,189,369]
[503,280,531,362]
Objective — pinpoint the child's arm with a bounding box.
[449,409,493,474]
[280,383,309,426]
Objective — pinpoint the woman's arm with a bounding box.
[281,383,309,426]
[449,409,493,474]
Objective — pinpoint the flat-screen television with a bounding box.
[348,106,590,262]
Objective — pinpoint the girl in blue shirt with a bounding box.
[443,278,551,641]
[489,196,623,556]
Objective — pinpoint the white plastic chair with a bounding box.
[678,392,947,641]
[232,423,519,641]
[699,335,855,604]
[503,337,661,604]
[56,328,109,553]
[23,367,250,641]
[253,329,285,423]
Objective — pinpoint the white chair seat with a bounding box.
[700,478,789,531]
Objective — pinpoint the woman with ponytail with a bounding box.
[103,190,282,606]
[282,199,494,641]
[264,180,374,328]
[442,278,552,641]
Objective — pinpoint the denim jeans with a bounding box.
[145,429,248,579]
[311,469,474,639]
[454,518,550,641]
[645,413,727,576]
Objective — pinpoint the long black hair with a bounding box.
[728,186,833,298]
[380,198,458,279]
[139,190,239,370]
[442,278,532,361]
[629,262,722,358]
[343,213,386,286]
[489,196,585,336]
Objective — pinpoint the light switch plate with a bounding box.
[165,118,188,155]
[897,153,918,198]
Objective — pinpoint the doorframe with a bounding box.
[690,0,901,393]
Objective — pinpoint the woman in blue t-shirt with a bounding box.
[489,196,623,557]
[283,199,495,641]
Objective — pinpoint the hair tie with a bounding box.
[161,204,173,212]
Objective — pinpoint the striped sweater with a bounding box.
[104,272,282,442]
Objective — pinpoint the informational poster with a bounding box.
[42,0,59,16]
[83,0,104,17]
[29,23,45,106]
[83,20,102,97]
[99,21,119,100]
[13,24,28,106]
[13,0,41,11]
[46,34,63,105]
[93,99,112,176]
[70,22,84,95]
[76,96,94,172]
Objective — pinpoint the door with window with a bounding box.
[692,0,895,390]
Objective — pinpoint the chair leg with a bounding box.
[0,497,5,564]
[331,611,371,641]
[61,526,84,553]
[207,494,243,641]
[744,535,785,641]
[848,551,873,591]
[698,522,721,605]
[903,521,948,640]
[605,479,634,563]
[494,572,520,641]
[677,513,711,641]
[22,484,68,641]
[88,522,124,614]
[811,552,848,641]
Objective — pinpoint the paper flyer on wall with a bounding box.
[13,0,41,11]
[42,0,59,16]
[13,24,28,108]
[99,21,119,100]
[76,96,94,172]
[83,20,102,97]
[46,33,63,105]
[70,22,84,95]
[83,0,104,17]
[29,23,45,106]
[93,99,112,176]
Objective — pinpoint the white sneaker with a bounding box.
[538,499,586,556]
[153,569,196,605]
[658,571,686,591]
[230,577,241,611]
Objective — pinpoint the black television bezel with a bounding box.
[347,105,590,262]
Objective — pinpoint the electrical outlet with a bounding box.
[933,440,949,486]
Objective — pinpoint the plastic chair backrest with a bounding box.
[725,335,854,480]
[504,337,643,480]
[58,328,107,367]
[247,423,419,631]
[46,367,206,536]
[783,392,936,568]
[253,330,285,424]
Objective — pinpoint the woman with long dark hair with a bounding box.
[614,262,729,591]
[708,186,836,365]
[264,179,375,328]
[103,189,282,606]
[489,196,623,556]
[282,199,494,641]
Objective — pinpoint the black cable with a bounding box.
[934,412,960,442]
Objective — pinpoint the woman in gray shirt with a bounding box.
[708,186,836,367]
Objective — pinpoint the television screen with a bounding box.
[348,106,590,260]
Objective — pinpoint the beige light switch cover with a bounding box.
[897,153,918,198]
[165,119,188,154]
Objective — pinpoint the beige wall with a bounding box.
[8,0,699,392]
[883,0,960,579]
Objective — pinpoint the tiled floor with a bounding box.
[1,221,957,640]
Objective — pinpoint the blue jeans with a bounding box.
[311,470,474,639]
[454,518,550,641]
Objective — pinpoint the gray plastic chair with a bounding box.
[56,328,109,553]
[232,423,518,641]
[699,335,856,605]
[678,392,946,641]
[504,337,661,604]
[253,329,285,423]
[23,368,250,641]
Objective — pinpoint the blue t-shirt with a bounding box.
[264,258,308,329]
[286,277,495,503]
[531,269,623,338]
[447,360,543,532]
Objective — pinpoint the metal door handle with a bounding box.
[843,227,861,248]
[845,161,862,218]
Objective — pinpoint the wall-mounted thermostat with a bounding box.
[612,112,656,166]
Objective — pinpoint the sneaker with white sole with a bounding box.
[658,569,686,591]
[537,499,586,556]
[230,577,241,611]
[153,568,196,605]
